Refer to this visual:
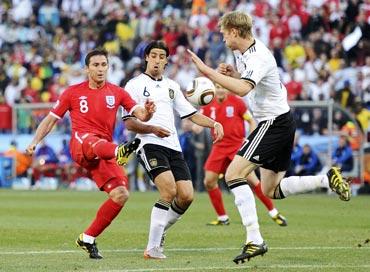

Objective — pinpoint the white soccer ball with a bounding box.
[185,77,215,106]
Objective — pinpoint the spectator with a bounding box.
[3,140,32,177]
[0,94,12,133]
[284,38,306,68]
[293,144,322,176]
[32,140,60,185]
[179,119,196,182]
[334,80,356,109]
[332,135,354,172]
[341,121,362,151]
[287,132,303,176]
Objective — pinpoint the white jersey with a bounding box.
[234,38,290,122]
[124,73,197,152]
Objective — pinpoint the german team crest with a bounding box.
[106,96,115,108]
[169,89,174,99]
[149,158,158,167]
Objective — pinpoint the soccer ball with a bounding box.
[186,77,215,106]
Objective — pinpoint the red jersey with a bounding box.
[201,94,247,147]
[51,81,136,141]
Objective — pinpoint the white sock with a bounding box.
[268,208,278,218]
[231,184,263,244]
[164,207,182,232]
[147,203,170,250]
[82,233,95,244]
[218,215,229,221]
[114,146,118,156]
[280,175,328,197]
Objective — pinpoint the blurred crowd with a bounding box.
[0,0,369,187]
[0,0,369,135]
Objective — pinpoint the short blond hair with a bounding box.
[218,11,253,38]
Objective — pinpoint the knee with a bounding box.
[110,187,129,205]
[177,190,194,207]
[180,193,194,207]
[160,187,177,203]
[204,177,217,191]
[225,168,239,183]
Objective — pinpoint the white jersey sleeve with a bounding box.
[122,79,139,120]
[239,53,267,88]
[172,82,197,119]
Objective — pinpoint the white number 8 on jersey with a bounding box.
[79,99,89,113]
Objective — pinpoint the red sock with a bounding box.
[84,198,123,237]
[252,182,274,211]
[207,187,227,216]
[93,141,117,160]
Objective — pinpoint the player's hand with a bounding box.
[213,122,224,144]
[187,49,210,75]
[217,63,235,77]
[151,126,171,138]
[144,99,156,114]
[26,144,36,156]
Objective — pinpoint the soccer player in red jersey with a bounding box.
[201,84,287,227]
[26,48,170,259]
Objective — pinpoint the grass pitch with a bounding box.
[0,189,369,272]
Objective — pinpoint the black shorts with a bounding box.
[137,144,192,182]
[237,111,296,173]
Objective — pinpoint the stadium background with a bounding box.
[0,0,369,192]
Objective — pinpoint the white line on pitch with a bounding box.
[100,264,370,272]
[0,246,369,255]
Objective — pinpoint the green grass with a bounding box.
[0,190,369,272]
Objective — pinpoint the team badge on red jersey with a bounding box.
[106,96,115,108]
[226,106,234,117]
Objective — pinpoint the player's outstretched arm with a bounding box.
[217,63,241,78]
[26,114,59,156]
[188,113,224,143]
[187,49,253,97]
[124,118,171,138]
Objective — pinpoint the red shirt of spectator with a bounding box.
[0,99,12,130]
[286,79,303,101]
[162,26,179,55]
[269,15,290,46]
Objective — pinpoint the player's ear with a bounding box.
[231,28,238,37]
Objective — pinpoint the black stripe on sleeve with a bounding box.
[122,115,136,121]
[180,110,197,120]
[241,78,256,88]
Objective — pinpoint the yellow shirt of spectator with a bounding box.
[284,43,306,68]
[328,57,342,72]
[31,77,43,91]
[356,108,370,132]
[104,40,120,55]
[116,22,134,42]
